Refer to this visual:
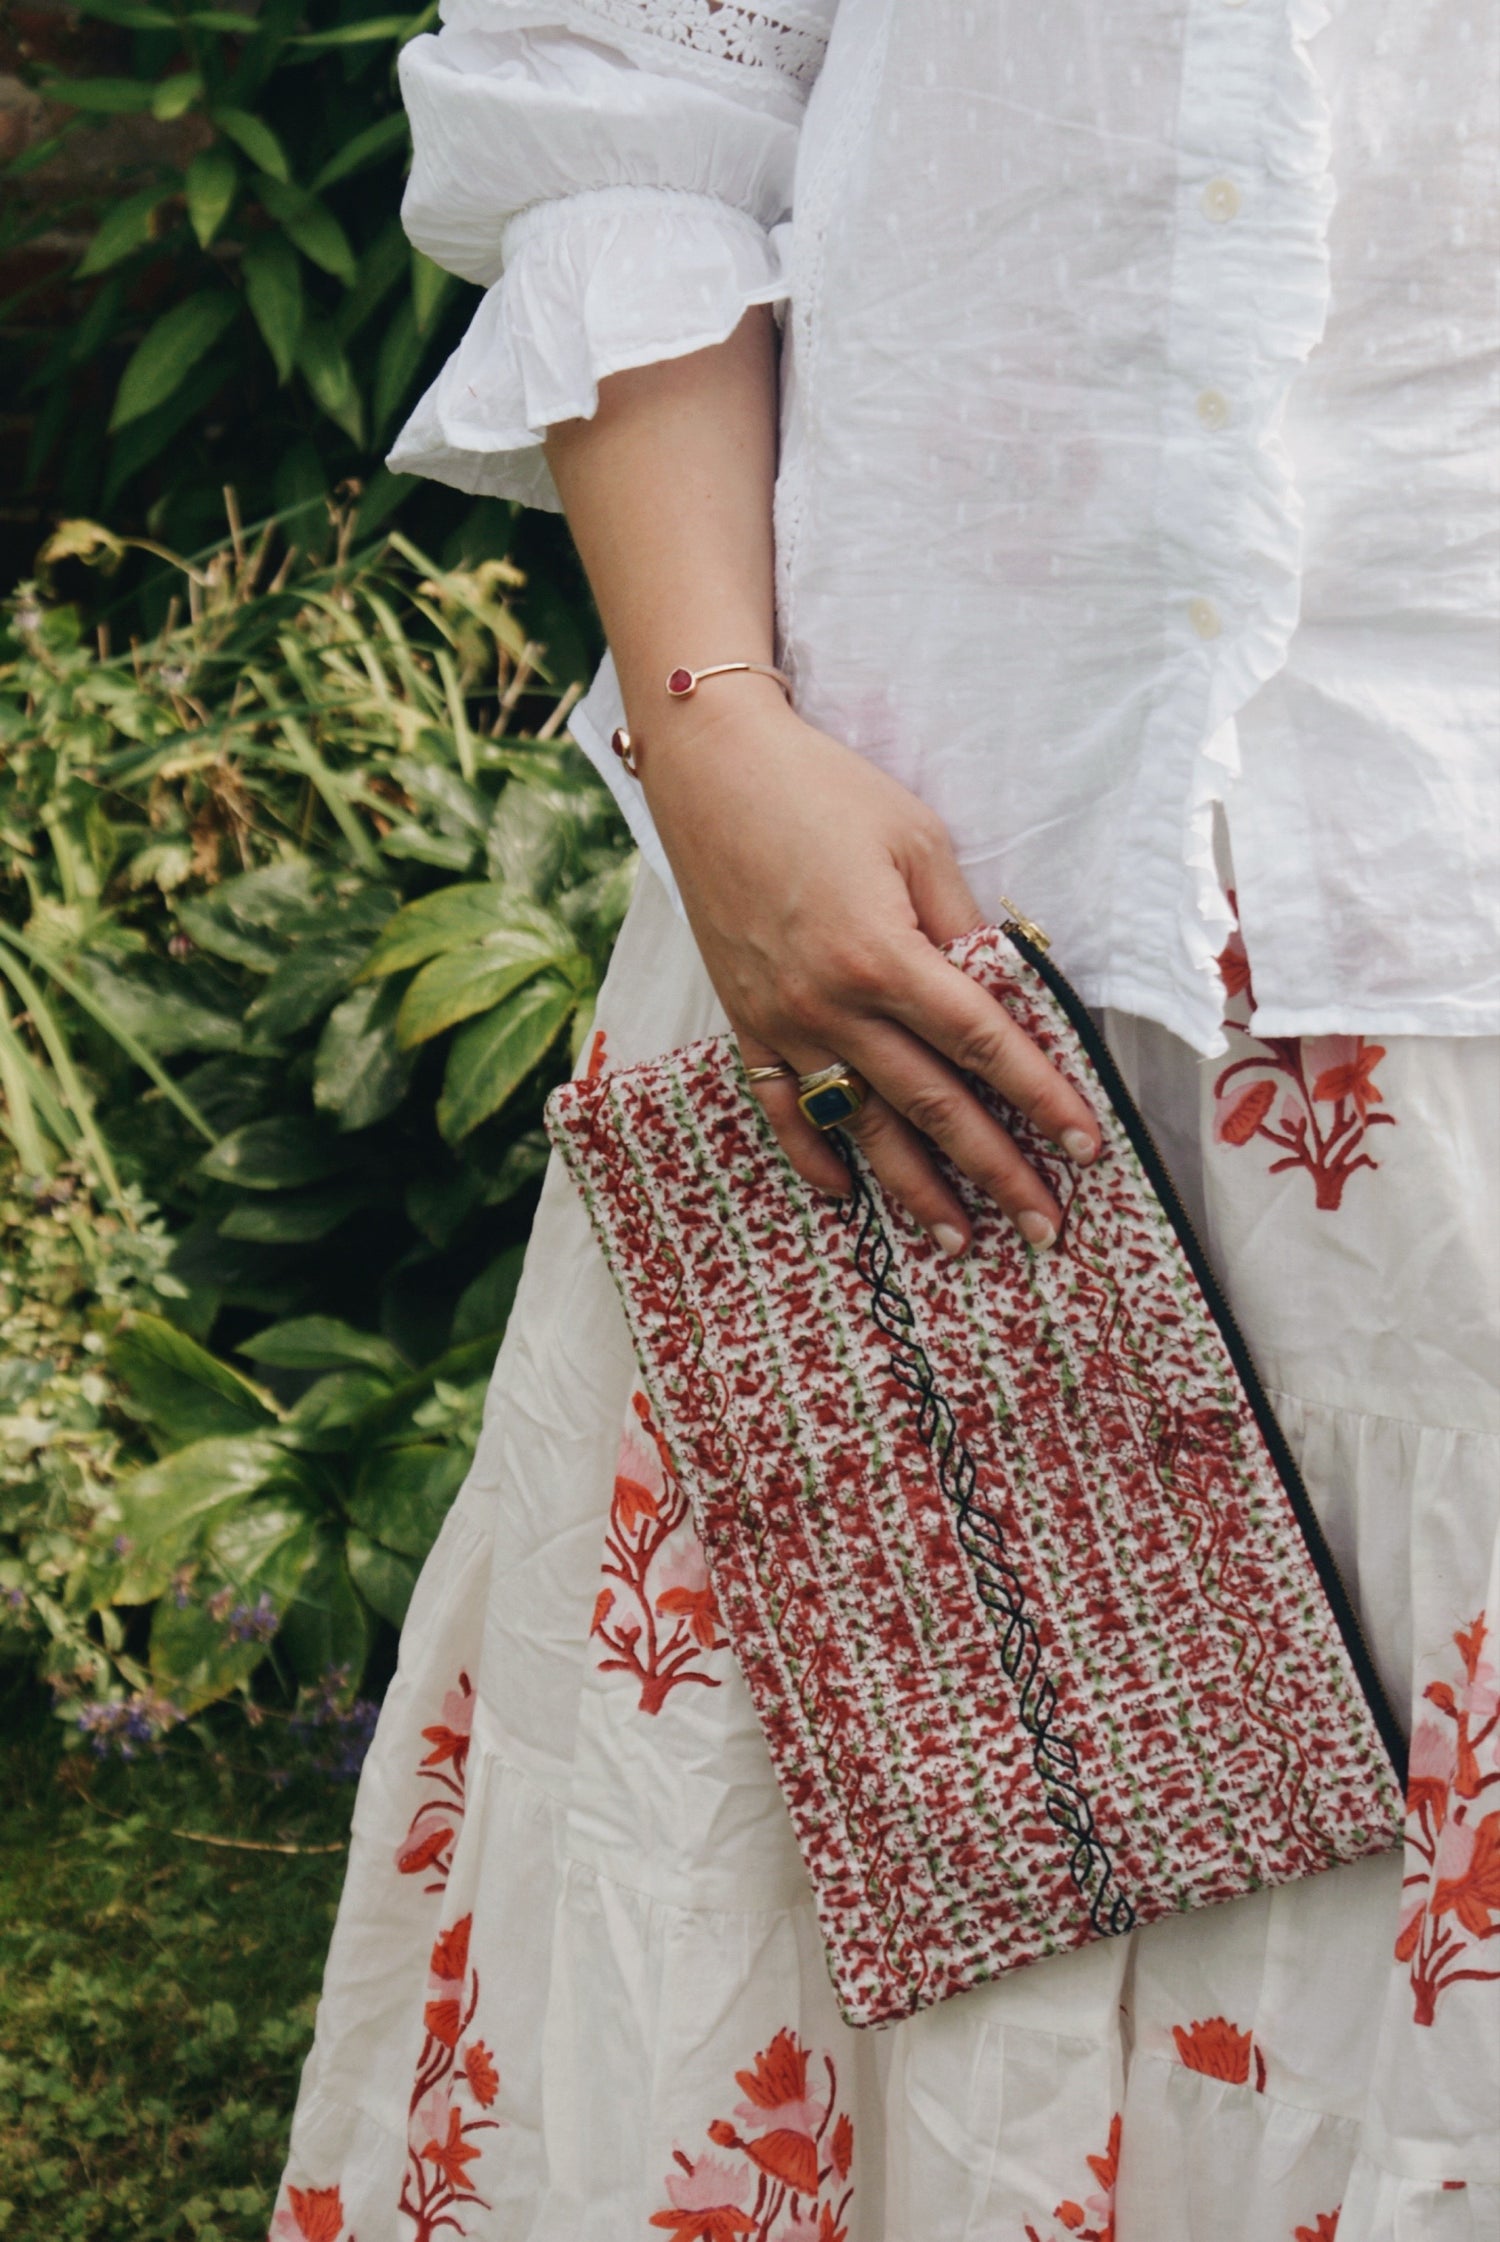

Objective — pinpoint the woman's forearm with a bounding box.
[543,307,784,788]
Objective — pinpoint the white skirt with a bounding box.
[274,870,1500,2242]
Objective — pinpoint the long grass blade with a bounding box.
[0,926,215,1141]
[0,949,125,1206]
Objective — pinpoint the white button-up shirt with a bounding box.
[391,0,1499,1054]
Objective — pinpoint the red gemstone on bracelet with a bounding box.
[666,667,695,697]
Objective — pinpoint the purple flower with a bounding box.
[74,1688,182,1759]
[111,1533,134,1558]
[224,1591,279,1644]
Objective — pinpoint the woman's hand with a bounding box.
[641,681,1100,1255]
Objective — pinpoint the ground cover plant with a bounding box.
[0,1676,355,2238]
[0,497,633,1750]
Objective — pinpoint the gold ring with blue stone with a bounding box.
[796,1063,868,1131]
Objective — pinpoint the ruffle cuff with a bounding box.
[386,184,790,511]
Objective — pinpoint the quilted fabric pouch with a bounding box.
[544,917,1407,2028]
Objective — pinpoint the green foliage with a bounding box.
[0,506,634,1739]
[0,1705,353,2236]
[6,0,463,530]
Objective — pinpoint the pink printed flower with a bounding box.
[731,2028,826,2194]
[655,1539,723,1649]
[420,1674,475,1773]
[410,2083,454,2156]
[421,2104,484,2193]
[649,2153,754,2240]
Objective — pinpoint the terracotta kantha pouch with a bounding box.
[544,916,1406,2028]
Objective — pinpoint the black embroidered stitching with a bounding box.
[838,1155,1137,1940]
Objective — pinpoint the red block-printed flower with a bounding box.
[591,1383,730,1715]
[651,2028,854,2242]
[1294,2214,1340,2242]
[271,2185,350,2242]
[395,1670,474,1890]
[1211,908,1396,1211]
[398,1913,503,2241]
[1171,2017,1267,2091]
[1396,1611,1500,2025]
[1025,2113,1122,2242]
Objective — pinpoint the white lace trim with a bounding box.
[562,0,828,86]
[448,0,834,105]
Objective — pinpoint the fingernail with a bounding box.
[1015,1210,1057,1251]
[1062,1128,1097,1164]
[931,1223,968,1258]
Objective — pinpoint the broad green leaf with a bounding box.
[66,955,242,1055]
[175,859,322,968]
[77,187,161,276]
[451,1243,526,1346]
[345,1530,418,1627]
[242,234,303,384]
[184,8,262,27]
[218,1183,371,1242]
[184,144,237,248]
[372,297,425,439]
[312,112,409,195]
[244,938,369,1041]
[149,1504,321,1711]
[39,75,156,112]
[198,1115,342,1191]
[255,175,356,286]
[396,924,576,1049]
[106,1434,292,1604]
[485,780,578,899]
[411,247,455,337]
[211,106,289,181]
[151,70,202,119]
[278,1539,371,1689]
[437,972,575,1142]
[239,1317,406,1376]
[313,979,413,1132]
[296,318,363,445]
[348,1444,464,1562]
[109,290,237,430]
[279,1370,396,1448]
[110,1315,277,1446]
[361,886,554,979]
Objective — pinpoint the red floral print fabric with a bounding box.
[1171,2017,1267,2091]
[400,1911,502,2240]
[1212,910,1396,1211]
[650,2028,854,2242]
[591,1383,730,1714]
[1396,1612,1500,2024]
[1024,2112,1121,2242]
[394,1670,474,1890]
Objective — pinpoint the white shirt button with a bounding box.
[1202,178,1241,223]
[1189,597,1222,639]
[1196,388,1231,429]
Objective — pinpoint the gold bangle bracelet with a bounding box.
[665,661,791,701]
[610,663,792,780]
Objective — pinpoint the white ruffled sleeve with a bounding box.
[386,0,838,511]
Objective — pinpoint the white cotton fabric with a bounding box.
[275,869,1500,2241]
[388,0,1499,1057]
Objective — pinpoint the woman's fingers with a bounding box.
[839,1016,1065,1245]
[882,938,1101,1164]
[736,1029,973,1251]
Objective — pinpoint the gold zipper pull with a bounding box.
[999,898,1051,952]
